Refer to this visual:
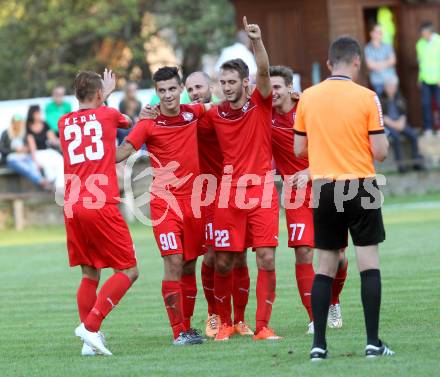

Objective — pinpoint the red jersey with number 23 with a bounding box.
[59,106,130,205]
[126,104,204,197]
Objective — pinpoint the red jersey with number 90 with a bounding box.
[59,106,130,205]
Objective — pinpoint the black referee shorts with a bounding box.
[312,178,385,250]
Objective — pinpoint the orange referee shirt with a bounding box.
[294,75,384,180]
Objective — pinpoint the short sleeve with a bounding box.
[251,87,272,108]
[293,100,307,136]
[126,120,153,150]
[186,103,205,118]
[367,94,385,134]
[115,111,131,129]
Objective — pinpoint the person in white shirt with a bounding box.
[215,30,257,81]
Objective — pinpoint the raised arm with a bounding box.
[102,68,116,102]
[116,141,136,163]
[243,16,271,98]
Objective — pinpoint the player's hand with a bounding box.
[102,68,116,99]
[243,16,261,40]
[287,169,310,189]
[290,91,302,101]
[139,104,160,120]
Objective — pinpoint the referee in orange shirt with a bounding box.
[294,36,394,361]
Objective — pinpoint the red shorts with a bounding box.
[203,202,216,247]
[285,204,315,248]
[65,204,137,270]
[213,183,279,252]
[150,196,206,261]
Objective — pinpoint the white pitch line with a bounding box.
[383,200,440,211]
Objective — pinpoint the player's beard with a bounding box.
[228,87,244,105]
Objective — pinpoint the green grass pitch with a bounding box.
[1,195,439,377]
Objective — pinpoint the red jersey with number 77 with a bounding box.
[59,106,130,205]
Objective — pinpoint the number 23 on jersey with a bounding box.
[64,120,104,165]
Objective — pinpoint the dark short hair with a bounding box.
[420,21,434,31]
[220,59,249,80]
[328,36,362,66]
[74,71,102,102]
[269,66,293,86]
[152,66,182,84]
[369,22,381,32]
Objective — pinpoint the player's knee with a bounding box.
[203,249,216,267]
[295,246,313,264]
[182,259,197,275]
[234,252,247,268]
[128,267,139,283]
[215,257,233,274]
[257,252,275,271]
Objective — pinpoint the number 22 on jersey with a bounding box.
[64,120,104,165]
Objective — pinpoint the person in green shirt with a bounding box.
[416,21,440,134]
[45,86,72,135]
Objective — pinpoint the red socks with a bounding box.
[77,277,99,322]
[332,259,348,305]
[232,266,250,324]
[255,269,276,333]
[201,263,216,315]
[84,272,132,332]
[181,273,197,329]
[214,271,233,326]
[295,263,315,321]
[162,280,186,339]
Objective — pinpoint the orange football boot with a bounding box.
[253,327,282,340]
[234,321,254,336]
[205,314,220,338]
[214,323,235,341]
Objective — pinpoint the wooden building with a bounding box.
[232,0,440,127]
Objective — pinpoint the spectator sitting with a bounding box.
[380,75,424,173]
[0,115,50,190]
[118,81,142,145]
[365,23,397,96]
[45,86,72,135]
[416,21,440,136]
[26,105,64,190]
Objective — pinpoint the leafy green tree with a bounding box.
[0,0,235,100]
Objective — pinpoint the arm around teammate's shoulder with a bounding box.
[116,141,136,163]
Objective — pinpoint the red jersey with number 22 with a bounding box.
[59,106,130,205]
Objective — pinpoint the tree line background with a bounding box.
[0,0,236,100]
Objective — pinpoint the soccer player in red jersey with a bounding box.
[58,70,139,356]
[116,67,206,345]
[185,72,252,338]
[269,66,348,335]
[201,17,281,341]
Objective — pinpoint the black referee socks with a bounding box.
[360,269,382,347]
[311,274,334,349]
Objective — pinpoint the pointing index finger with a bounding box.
[243,16,248,29]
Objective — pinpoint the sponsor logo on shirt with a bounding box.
[242,101,250,113]
[182,112,194,122]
